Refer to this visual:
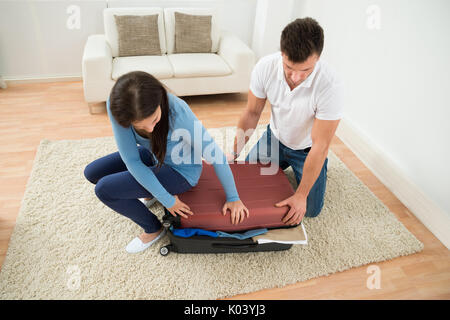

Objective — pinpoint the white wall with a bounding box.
[0,0,257,80]
[0,0,106,80]
[251,0,297,59]
[297,0,450,240]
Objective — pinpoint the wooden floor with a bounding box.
[0,81,449,299]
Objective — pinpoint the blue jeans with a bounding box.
[84,146,193,233]
[245,124,328,217]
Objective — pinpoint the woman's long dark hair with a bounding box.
[109,71,171,167]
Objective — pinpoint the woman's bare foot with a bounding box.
[139,228,163,244]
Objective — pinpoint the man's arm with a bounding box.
[231,90,267,158]
[276,117,340,225]
[295,118,340,199]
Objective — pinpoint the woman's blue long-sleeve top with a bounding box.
[106,92,240,208]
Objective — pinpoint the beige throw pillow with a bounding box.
[174,12,212,53]
[114,14,161,57]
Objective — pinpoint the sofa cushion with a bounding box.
[114,15,161,57]
[174,12,212,53]
[104,8,166,57]
[164,8,220,54]
[168,54,231,78]
[112,56,174,80]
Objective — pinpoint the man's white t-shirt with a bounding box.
[250,51,344,150]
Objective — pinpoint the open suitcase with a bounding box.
[159,161,303,256]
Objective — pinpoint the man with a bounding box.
[229,17,344,226]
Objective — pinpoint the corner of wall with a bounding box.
[336,117,450,250]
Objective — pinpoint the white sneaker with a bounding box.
[125,228,167,254]
[139,197,158,208]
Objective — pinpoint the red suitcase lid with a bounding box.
[177,161,295,232]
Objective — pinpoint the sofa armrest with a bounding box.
[82,34,114,102]
[218,31,255,75]
[82,34,113,79]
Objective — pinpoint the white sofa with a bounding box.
[82,7,255,114]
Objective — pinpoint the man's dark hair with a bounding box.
[280,17,324,63]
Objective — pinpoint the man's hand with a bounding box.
[275,194,307,225]
[167,195,194,219]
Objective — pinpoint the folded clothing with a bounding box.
[252,223,308,245]
[170,227,268,240]
[216,228,268,240]
[170,227,218,238]
[169,223,306,244]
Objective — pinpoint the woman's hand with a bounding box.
[222,200,250,225]
[167,195,194,219]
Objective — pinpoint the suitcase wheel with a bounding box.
[160,245,170,256]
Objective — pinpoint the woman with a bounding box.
[84,71,249,253]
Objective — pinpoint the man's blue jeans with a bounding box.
[84,146,192,233]
[245,124,328,218]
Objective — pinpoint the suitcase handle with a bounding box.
[211,243,258,249]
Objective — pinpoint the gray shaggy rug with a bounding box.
[0,125,423,299]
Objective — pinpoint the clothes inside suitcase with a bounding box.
[159,161,306,256]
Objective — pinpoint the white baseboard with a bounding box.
[4,75,82,84]
[336,118,450,249]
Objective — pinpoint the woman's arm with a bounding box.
[175,96,250,224]
[177,99,240,202]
